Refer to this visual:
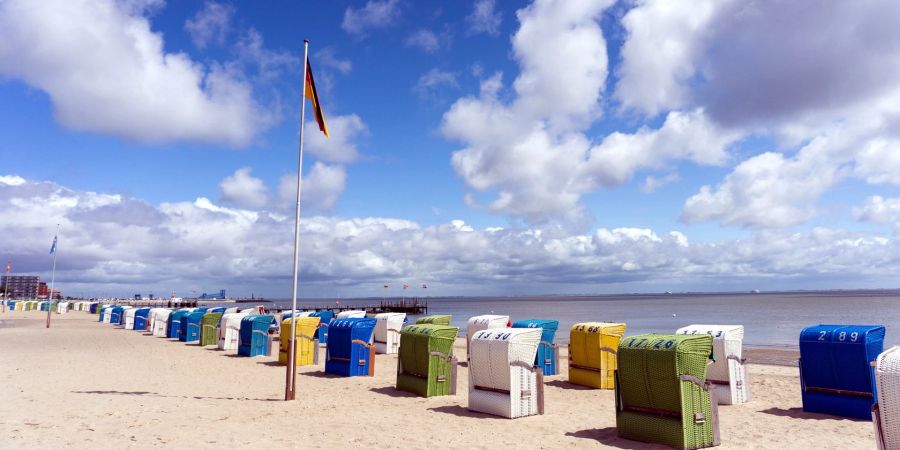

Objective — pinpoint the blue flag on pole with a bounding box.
[49,236,57,254]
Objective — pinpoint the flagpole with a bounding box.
[2,261,9,313]
[285,39,310,401]
[46,224,59,329]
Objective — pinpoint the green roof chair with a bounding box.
[396,324,459,397]
[415,314,451,325]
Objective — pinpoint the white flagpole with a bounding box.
[2,261,9,313]
[46,224,59,329]
[285,39,310,401]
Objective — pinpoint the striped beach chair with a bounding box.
[468,327,544,418]
[396,323,459,397]
[568,322,627,389]
[677,325,750,405]
[616,333,720,449]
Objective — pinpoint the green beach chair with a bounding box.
[415,314,451,325]
[200,312,223,346]
[615,333,720,449]
[396,324,459,397]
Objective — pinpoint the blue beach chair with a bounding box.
[512,319,560,376]
[181,310,206,342]
[133,307,152,331]
[238,315,276,357]
[167,309,192,339]
[325,317,377,377]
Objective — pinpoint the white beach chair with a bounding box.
[147,308,168,334]
[56,301,70,314]
[219,312,251,350]
[101,306,114,323]
[874,346,900,450]
[337,310,366,319]
[468,327,544,418]
[373,312,406,354]
[467,315,510,359]
[676,324,750,405]
[151,309,172,337]
[124,308,138,330]
[224,307,239,314]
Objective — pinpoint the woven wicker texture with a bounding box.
[512,319,560,375]
[325,317,377,377]
[181,310,206,342]
[218,312,250,350]
[676,325,749,405]
[397,324,459,397]
[415,315,452,325]
[199,312,223,346]
[569,322,627,389]
[149,309,171,337]
[875,346,900,450]
[238,314,276,357]
[616,333,717,449]
[374,313,406,354]
[467,315,510,358]
[278,316,321,366]
[799,324,884,419]
[468,328,542,418]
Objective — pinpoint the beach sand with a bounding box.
[0,311,878,449]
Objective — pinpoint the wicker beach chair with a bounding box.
[166,308,193,339]
[569,322,627,389]
[616,333,720,449]
[199,312,224,346]
[218,312,250,350]
[180,310,207,343]
[325,317,377,376]
[100,305,113,323]
[337,310,367,319]
[416,314,452,325]
[396,323,460,397]
[799,324,885,419]
[874,346,900,450]
[123,308,139,330]
[150,309,172,337]
[466,315,510,360]
[676,325,750,405]
[468,327,544,418]
[132,307,152,331]
[56,301,69,314]
[310,310,335,346]
[238,315,276,357]
[373,312,406,354]
[512,319,560,376]
[279,316,321,366]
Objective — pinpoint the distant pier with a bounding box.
[276,297,428,315]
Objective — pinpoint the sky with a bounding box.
[2,0,900,299]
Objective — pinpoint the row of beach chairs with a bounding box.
[12,300,898,450]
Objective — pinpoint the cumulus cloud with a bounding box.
[466,0,502,36]
[279,163,347,212]
[304,114,368,164]
[855,196,900,231]
[0,0,273,146]
[219,167,269,209]
[5,175,900,296]
[234,28,299,82]
[342,0,401,36]
[184,1,234,49]
[314,47,352,75]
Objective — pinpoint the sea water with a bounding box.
[269,291,900,348]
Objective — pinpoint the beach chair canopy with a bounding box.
[373,312,406,354]
[325,317,377,377]
[238,314,276,357]
[569,322,627,389]
[224,307,238,314]
[167,309,193,339]
[110,306,126,325]
[874,346,900,450]
[416,314,451,325]
[123,308,139,329]
[278,316,321,366]
[199,312,224,346]
[133,307,152,331]
[100,305,113,322]
[799,324,885,419]
[677,324,749,405]
[468,327,543,418]
[396,324,459,397]
[512,319,560,376]
[336,310,367,319]
[310,310,335,344]
[616,333,719,449]
[466,315,510,358]
[218,312,251,350]
[150,309,172,337]
[180,310,207,342]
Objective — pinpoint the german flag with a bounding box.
[305,61,329,137]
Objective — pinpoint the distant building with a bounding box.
[38,282,49,298]
[198,289,226,300]
[1,275,40,298]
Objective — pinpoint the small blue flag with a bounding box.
[49,236,57,254]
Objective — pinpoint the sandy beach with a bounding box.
[0,311,879,449]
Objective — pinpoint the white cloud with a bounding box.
[184,1,234,49]
[235,28,299,82]
[304,114,368,164]
[855,196,900,230]
[314,47,352,75]
[341,0,401,36]
[466,0,502,36]
[413,69,458,100]
[219,167,269,210]
[279,163,347,212]
[0,0,272,147]
[406,29,441,53]
[642,173,680,194]
[0,175,26,186]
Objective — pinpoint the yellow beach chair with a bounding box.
[279,316,321,366]
[568,322,627,389]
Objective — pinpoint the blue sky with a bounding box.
[2,0,900,298]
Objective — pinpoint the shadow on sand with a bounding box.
[565,428,670,449]
[427,405,503,420]
[368,386,417,398]
[545,379,593,390]
[71,390,280,402]
[759,407,866,421]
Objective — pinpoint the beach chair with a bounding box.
[466,315,510,360]
[238,315,276,357]
[100,305,113,322]
[110,306,126,325]
[373,312,406,354]
[39,301,49,312]
[325,317,377,377]
[278,316,321,366]
[874,346,900,450]
[799,324,885,419]
[123,308,139,329]
[167,309,193,339]
[616,333,720,449]
[219,312,251,350]
[337,310,367,319]
[182,310,207,343]
[676,325,750,405]
[416,314,452,325]
[224,307,238,314]
[311,310,335,346]
[568,322,627,389]
[150,309,172,337]
[132,307,152,331]
[512,319,560,376]
[89,303,100,314]
[200,312,224,346]
[56,301,69,314]
[468,327,544,418]
[396,323,460,397]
